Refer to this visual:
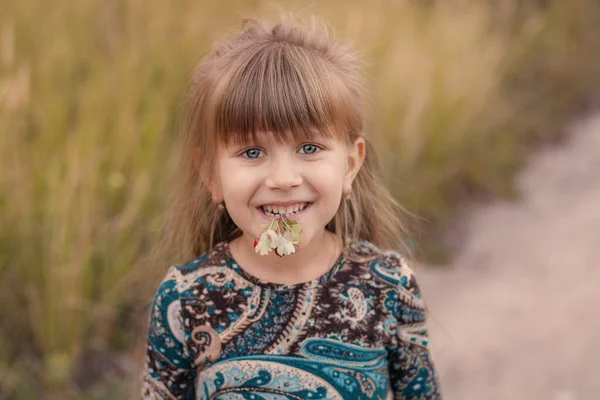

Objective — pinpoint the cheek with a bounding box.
[309,155,346,186]
[216,157,256,200]
[221,172,255,201]
[307,163,345,205]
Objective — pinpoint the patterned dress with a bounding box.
[142,240,442,399]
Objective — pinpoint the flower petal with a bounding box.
[283,231,295,242]
[276,236,296,256]
[266,230,281,250]
[284,240,296,255]
[255,232,272,256]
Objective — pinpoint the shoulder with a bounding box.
[347,240,420,296]
[155,241,232,298]
[348,241,429,333]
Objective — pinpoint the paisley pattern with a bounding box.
[142,240,442,399]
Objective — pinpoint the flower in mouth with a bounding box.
[254,217,302,257]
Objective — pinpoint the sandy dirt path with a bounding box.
[415,114,600,400]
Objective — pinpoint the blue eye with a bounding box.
[243,148,264,159]
[299,144,320,155]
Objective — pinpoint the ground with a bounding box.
[417,114,600,400]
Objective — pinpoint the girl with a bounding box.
[142,15,442,400]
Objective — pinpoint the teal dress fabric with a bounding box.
[142,240,442,399]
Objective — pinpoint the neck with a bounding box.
[230,229,341,285]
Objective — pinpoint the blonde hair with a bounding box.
[162,15,409,263]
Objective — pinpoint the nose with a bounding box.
[264,152,303,190]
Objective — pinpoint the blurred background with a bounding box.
[1,0,599,398]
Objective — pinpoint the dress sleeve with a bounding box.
[388,257,442,399]
[141,266,196,399]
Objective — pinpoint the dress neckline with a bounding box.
[218,240,347,291]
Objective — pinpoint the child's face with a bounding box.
[210,131,365,249]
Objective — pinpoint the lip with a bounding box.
[257,202,313,222]
[257,200,311,207]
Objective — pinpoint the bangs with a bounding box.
[210,43,359,147]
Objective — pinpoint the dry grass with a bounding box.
[0,0,598,397]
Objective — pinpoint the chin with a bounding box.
[295,227,324,250]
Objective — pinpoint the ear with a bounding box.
[206,178,223,204]
[343,136,366,191]
[196,147,224,203]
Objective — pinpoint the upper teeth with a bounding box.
[262,202,307,215]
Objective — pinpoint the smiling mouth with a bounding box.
[258,202,312,218]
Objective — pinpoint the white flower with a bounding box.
[254,231,272,256]
[254,218,302,257]
[276,235,296,257]
[266,229,280,249]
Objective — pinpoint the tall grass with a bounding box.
[0,0,598,397]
